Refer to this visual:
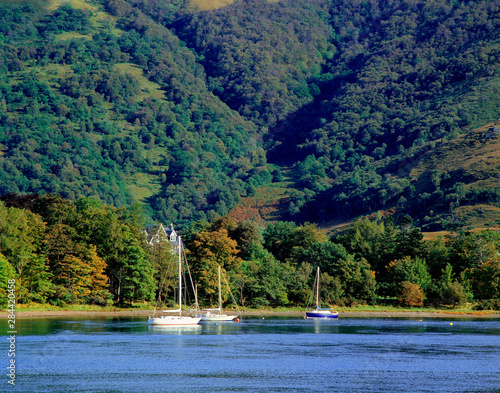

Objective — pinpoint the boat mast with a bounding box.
[178,236,182,317]
[316,267,320,309]
[218,265,222,315]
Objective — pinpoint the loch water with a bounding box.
[1,316,500,393]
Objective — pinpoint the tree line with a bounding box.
[1,194,499,310]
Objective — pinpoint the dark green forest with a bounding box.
[1,0,500,230]
[1,0,500,308]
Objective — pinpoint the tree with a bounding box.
[240,243,292,307]
[0,253,16,306]
[292,241,377,304]
[119,234,156,303]
[436,263,471,307]
[425,236,450,278]
[394,216,424,259]
[263,221,327,263]
[188,228,241,307]
[288,262,315,305]
[262,221,297,262]
[399,281,425,307]
[387,256,431,298]
[315,270,344,306]
[0,201,51,302]
[147,238,176,301]
[447,231,500,273]
[470,258,500,301]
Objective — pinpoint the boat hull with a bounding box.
[306,311,339,319]
[199,314,237,322]
[148,316,201,326]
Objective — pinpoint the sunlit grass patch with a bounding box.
[191,0,281,11]
[126,172,162,204]
[46,0,97,11]
[113,63,166,101]
[190,0,235,11]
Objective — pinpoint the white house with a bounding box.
[143,223,179,249]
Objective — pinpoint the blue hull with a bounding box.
[306,311,339,319]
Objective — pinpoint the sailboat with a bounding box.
[198,265,239,322]
[305,267,339,319]
[148,236,201,326]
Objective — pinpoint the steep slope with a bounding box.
[0,0,271,226]
[406,122,500,230]
[1,0,500,232]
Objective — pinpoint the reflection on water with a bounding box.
[148,324,202,335]
[1,316,499,392]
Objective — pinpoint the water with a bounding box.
[1,316,500,392]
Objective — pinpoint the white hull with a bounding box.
[148,316,202,326]
[197,266,240,322]
[148,236,201,326]
[199,313,237,322]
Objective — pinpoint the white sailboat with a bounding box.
[148,236,201,326]
[198,265,239,322]
[305,267,339,319]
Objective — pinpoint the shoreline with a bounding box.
[1,309,499,319]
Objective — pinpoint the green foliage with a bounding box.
[0,194,154,305]
[0,0,272,228]
[0,200,52,303]
[387,256,431,296]
[469,259,500,301]
[474,299,500,311]
[1,195,500,308]
[0,252,16,306]
[435,264,472,307]
[1,0,500,231]
[37,5,92,37]
[241,243,292,307]
[118,234,156,303]
[263,221,326,263]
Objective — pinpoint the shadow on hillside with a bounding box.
[265,82,342,166]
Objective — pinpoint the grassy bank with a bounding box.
[1,303,499,319]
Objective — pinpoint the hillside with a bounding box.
[1,0,500,231]
[407,122,500,230]
[321,121,500,235]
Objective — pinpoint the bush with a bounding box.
[398,281,425,307]
[441,282,471,308]
[473,299,500,311]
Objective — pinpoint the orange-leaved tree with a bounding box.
[187,228,241,307]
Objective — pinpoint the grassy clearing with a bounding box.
[126,172,162,204]
[190,0,236,11]
[410,123,500,190]
[113,63,167,101]
[46,0,97,11]
[190,0,281,11]
[229,182,291,226]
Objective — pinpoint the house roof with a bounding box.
[143,223,178,246]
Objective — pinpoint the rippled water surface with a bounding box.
[2,316,500,392]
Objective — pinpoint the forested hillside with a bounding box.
[1,0,500,231]
[1,194,500,310]
[0,0,270,228]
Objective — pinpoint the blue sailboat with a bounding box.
[305,267,339,319]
